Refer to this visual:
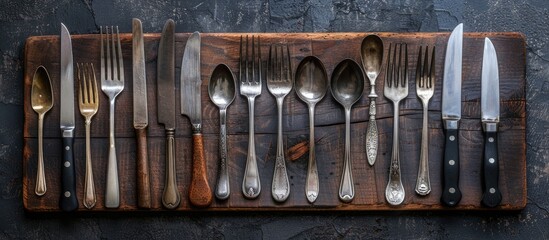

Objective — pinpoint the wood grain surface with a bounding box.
[22,32,526,212]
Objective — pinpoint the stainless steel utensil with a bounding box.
[267,43,292,202]
[384,43,408,206]
[294,56,328,203]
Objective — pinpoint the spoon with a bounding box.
[294,56,329,203]
[208,64,236,200]
[360,35,383,166]
[330,59,365,203]
[31,66,54,196]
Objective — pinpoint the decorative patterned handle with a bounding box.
[243,98,261,199]
[215,108,230,200]
[83,120,96,209]
[162,129,180,209]
[271,98,290,202]
[339,107,354,202]
[366,99,378,166]
[189,133,213,207]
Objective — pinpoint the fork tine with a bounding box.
[416,46,422,88]
[86,63,94,104]
[83,63,90,104]
[246,35,249,83]
[116,26,124,82]
[286,45,291,82]
[402,43,408,87]
[422,46,429,88]
[239,35,243,83]
[111,26,118,81]
[268,43,273,82]
[100,27,104,82]
[91,63,98,104]
[386,43,392,88]
[106,26,112,82]
[252,35,255,82]
[258,36,262,83]
[77,63,83,103]
[429,46,435,88]
[278,45,283,82]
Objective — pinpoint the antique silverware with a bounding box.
[481,37,502,208]
[100,25,125,208]
[77,63,99,209]
[157,19,180,209]
[360,35,383,166]
[181,32,213,207]
[441,23,463,207]
[415,46,435,196]
[59,23,78,211]
[132,18,151,209]
[384,43,408,206]
[31,66,53,197]
[267,44,292,202]
[208,64,236,200]
[330,59,364,203]
[239,35,262,199]
[294,56,328,203]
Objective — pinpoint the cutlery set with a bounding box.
[30,22,505,211]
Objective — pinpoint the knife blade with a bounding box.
[441,23,463,207]
[132,18,151,209]
[481,37,502,207]
[181,32,213,207]
[59,23,78,211]
[157,19,180,209]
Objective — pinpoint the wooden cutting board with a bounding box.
[23,32,526,212]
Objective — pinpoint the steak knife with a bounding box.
[480,37,502,207]
[132,18,151,209]
[181,32,213,207]
[157,19,180,209]
[59,23,78,211]
[441,23,463,207]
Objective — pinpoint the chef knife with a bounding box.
[181,32,213,207]
[132,18,151,209]
[59,23,78,211]
[157,19,180,209]
[441,23,463,207]
[480,37,502,207]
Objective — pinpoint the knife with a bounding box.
[157,19,180,209]
[480,37,502,207]
[132,18,151,209]
[441,23,463,207]
[59,23,78,211]
[181,32,213,207]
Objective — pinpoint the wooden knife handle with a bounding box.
[441,128,462,207]
[481,131,502,207]
[189,133,213,207]
[135,128,151,209]
[60,136,78,211]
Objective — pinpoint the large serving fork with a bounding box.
[100,26,124,208]
[267,43,292,202]
[415,46,435,196]
[239,35,262,199]
[77,63,99,209]
[384,43,408,206]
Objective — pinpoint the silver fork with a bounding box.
[415,46,435,196]
[240,35,262,199]
[267,43,292,202]
[100,26,124,208]
[384,43,408,206]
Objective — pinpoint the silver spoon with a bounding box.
[208,64,236,200]
[360,35,383,166]
[330,59,365,203]
[295,56,328,203]
[31,66,54,196]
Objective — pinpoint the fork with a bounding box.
[384,43,408,206]
[100,26,124,208]
[240,35,262,199]
[415,46,435,196]
[267,43,292,202]
[77,63,99,209]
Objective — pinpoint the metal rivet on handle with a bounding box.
[489,188,496,194]
[489,137,494,142]
[65,146,70,151]
[449,160,455,166]
[64,191,71,197]
[64,161,70,167]
[449,135,455,141]
[449,188,455,193]
[489,158,495,164]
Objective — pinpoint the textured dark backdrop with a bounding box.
[1,0,548,239]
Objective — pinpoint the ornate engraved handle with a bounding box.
[366,99,378,166]
[272,98,290,202]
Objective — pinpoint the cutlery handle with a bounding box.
[105,100,119,208]
[162,129,180,209]
[385,103,404,206]
[189,133,213,207]
[481,131,502,207]
[35,114,46,196]
[339,108,354,203]
[136,127,151,208]
[441,128,462,207]
[305,105,319,203]
[243,99,261,199]
[215,109,230,200]
[366,98,378,166]
[415,104,431,195]
[60,135,78,211]
[83,121,96,209]
[272,98,290,202]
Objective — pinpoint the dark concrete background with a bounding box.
[1,0,547,238]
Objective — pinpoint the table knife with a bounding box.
[132,18,151,209]
[441,23,463,207]
[59,23,78,211]
[157,19,180,209]
[481,37,502,207]
[181,32,213,207]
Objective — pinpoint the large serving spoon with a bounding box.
[294,56,329,203]
[330,59,365,202]
[31,66,54,196]
[360,35,383,166]
[208,64,236,200]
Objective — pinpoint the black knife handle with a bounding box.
[481,131,502,207]
[60,136,78,211]
[441,128,462,207]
